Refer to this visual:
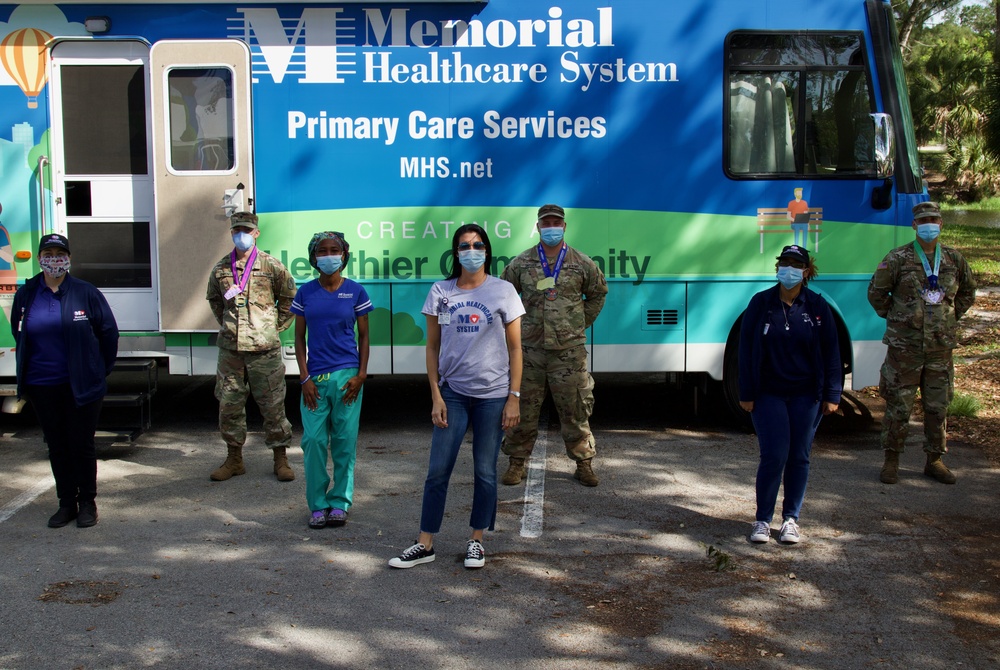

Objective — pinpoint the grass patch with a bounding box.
[948,392,981,418]
[941,198,1000,212]
[942,224,1000,286]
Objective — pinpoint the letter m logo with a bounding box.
[232,8,352,84]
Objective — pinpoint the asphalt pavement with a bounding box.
[0,374,998,669]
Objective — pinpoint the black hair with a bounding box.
[446,223,492,280]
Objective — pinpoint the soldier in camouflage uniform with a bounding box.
[206,211,298,482]
[500,204,608,486]
[868,201,976,485]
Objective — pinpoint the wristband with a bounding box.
[300,376,311,385]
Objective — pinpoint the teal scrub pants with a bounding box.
[300,368,362,513]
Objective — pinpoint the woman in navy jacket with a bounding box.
[11,234,119,529]
[738,245,841,545]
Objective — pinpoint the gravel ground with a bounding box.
[0,375,997,669]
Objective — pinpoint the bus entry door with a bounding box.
[150,40,254,333]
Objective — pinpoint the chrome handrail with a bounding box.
[37,155,49,236]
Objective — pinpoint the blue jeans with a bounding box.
[751,392,823,523]
[420,384,506,534]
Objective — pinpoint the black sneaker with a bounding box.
[76,503,98,528]
[464,540,485,569]
[388,543,435,569]
[48,506,77,528]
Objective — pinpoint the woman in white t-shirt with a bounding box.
[389,224,524,570]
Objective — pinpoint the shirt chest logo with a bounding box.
[73,310,88,322]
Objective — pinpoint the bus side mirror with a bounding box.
[871,113,894,179]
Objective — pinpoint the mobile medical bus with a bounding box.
[0,0,923,416]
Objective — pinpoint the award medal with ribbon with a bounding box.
[914,241,943,306]
[227,246,258,308]
[537,243,567,302]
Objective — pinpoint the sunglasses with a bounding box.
[458,242,486,251]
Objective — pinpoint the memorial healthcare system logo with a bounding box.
[229,5,615,85]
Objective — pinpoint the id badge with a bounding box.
[224,286,242,301]
[438,313,451,325]
[537,276,555,290]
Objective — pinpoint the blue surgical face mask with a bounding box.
[458,249,486,272]
[539,227,565,246]
[316,255,343,276]
[916,223,941,243]
[232,231,255,252]
[776,266,804,289]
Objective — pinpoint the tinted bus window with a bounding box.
[727,33,875,177]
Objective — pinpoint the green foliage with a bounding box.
[940,136,1000,200]
[947,392,981,418]
[942,223,1000,286]
[704,545,736,572]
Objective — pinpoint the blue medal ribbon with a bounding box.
[537,242,567,283]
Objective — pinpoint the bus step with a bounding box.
[95,428,143,444]
[98,358,159,440]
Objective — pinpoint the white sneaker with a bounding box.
[749,521,771,543]
[779,518,801,544]
[464,539,485,568]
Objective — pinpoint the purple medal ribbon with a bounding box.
[230,246,258,295]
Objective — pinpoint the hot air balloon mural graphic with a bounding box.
[1,27,53,109]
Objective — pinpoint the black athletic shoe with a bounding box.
[48,506,77,528]
[388,543,435,569]
[76,503,99,528]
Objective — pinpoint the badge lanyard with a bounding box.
[437,280,457,325]
[537,242,567,301]
[227,246,258,304]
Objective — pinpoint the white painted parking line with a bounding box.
[0,477,53,524]
[519,414,548,539]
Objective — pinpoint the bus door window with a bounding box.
[167,68,235,172]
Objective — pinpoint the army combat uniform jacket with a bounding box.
[501,244,608,350]
[867,242,976,352]
[206,249,297,352]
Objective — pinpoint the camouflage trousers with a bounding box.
[503,345,596,462]
[216,347,292,450]
[879,346,954,455]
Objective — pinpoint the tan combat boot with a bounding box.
[924,453,956,484]
[879,450,899,484]
[273,447,295,482]
[574,458,599,487]
[210,446,246,481]
[501,457,526,485]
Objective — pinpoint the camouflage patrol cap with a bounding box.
[912,201,942,222]
[230,211,259,230]
[537,204,565,221]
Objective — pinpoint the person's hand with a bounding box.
[340,374,366,406]
[430,397,448,428]
[501,396,520,431]
[301,379,318,411]
[822,401,840,416]
[739,401,754,413]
